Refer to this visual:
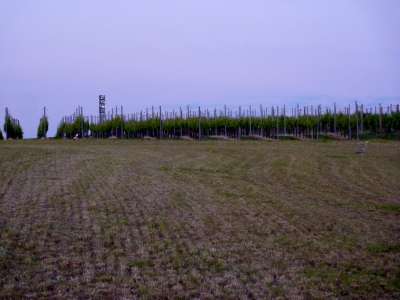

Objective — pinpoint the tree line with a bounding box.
[1,107,49,140]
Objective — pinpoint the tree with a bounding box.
[4,109,23,139]
[37,116,49,138]
[0,129,3,140]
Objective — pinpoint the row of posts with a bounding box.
[60,102,400,140]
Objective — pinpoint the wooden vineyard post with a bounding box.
[44,107,47,139]
[180,107,183,137]
[238,106,241,139]
[145,108,149,137]
[159,106,163,139]
[315,106,318,139]
[271,106,275,138]
[214,108,217,136]
[249,105,252,136]
[360,104,363,137]
[334,103,337,135]
[150,106,154,137]
[5,107,8,139]
[186,106,190,137]
[283,104,286,136]
[294,106,297,136]
[325,107,328,136]
[266,107,270,138]
[116,106,119,138]
[80,106,84,138]
[374,106,377,137]
[198,106,201,140]
[224,105,227,137]
[304,106,307,138]
[355,101,359,140]
[319,105,322,138]
[379,104,383,134]
[139,111,142,137]
[121,105,124,139]
[348,104,352,140]
[276,106,279,139]
[260,105,264,137]
[111,107,114,137]
[311,105,315,139]
[309,106,312,139]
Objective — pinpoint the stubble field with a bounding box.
[0,139,399,299]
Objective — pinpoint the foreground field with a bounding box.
[0,139,399,298]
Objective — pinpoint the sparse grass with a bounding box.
[375,203,400,213]
[128,259,154,269]
[0,139,399,298]
[367,243,400,254]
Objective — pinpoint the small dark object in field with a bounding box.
[356,142,367,154]
[208,135,233,140]
[326,133,347,140]
[143,136,156,140]
[180,136,194,141]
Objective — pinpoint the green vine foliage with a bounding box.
[56,116,89,138]
[57,110,400,140]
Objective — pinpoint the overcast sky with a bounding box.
[1,0,399,137]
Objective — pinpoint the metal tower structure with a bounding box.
[99,95,106,123]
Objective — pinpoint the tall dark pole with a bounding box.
[224,105,227,137]
[121,105,124,139]
[348,104,352,140]
[355,101,359,140]
[249,105,252,136]
[5,107,8,139]
[159,106,163,139]
[198,106,201,140]
[334,103,337,135]
[43,107,47,138]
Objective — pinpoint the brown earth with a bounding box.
[0,139,399,299]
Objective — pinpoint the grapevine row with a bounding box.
[56,103,400,140]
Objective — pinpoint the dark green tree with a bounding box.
[37,116,49,138]
[4,110,23,139]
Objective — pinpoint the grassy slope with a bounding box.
[0,139,399,298]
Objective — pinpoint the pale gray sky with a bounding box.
[1,0,399,137]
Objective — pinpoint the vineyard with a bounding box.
[0,140,399,298]
[56,103,400,140]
